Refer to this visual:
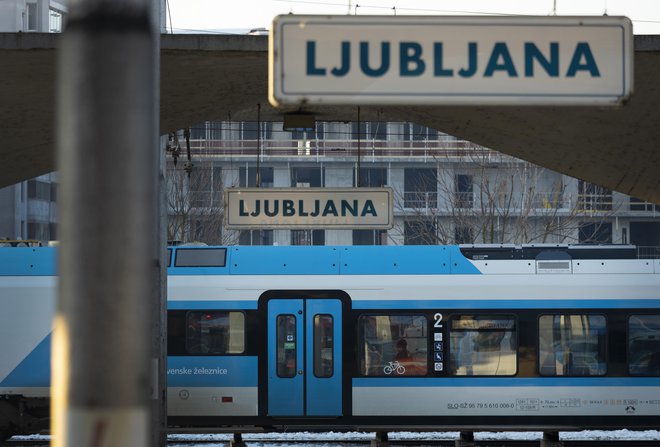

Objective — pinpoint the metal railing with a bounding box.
[403,192,438,209]
[637,246,660,259]
[401,191,572,211]
[186,138,511,162]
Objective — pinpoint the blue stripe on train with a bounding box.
[0,334,51,387]
[168,245,481,276]
[168,299,660,311]
[0,247,57,276]
[352,299,660,310]
[167,356,257,387]
[353,377,660,387]
[168,300,258,310]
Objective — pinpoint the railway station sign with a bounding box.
[225,187,393,229]
[269,15,633,106]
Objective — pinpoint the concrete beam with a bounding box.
[1,33,659,203]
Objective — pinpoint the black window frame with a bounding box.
[184,310,246,356]
[537,313,608,377]
[627,314,660,376]
[276,314,298,378]
[174,247,227,267]
[313,314,334,378]
[356,313,429,377]
[448,314,518,377]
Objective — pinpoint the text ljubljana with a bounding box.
[239,199,378,218]
[306,41,601,79]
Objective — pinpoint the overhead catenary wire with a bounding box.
[273,0,660,25]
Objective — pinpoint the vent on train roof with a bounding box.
[460,244,637,260]
[536,260,572,274]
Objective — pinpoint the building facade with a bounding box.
[0,0,66,242]
[0,0,66,33]
[167,121,660,255]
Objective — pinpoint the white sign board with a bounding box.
[225,188,394,229]
[269,15,633,106]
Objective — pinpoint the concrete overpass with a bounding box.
[1,32,659,203]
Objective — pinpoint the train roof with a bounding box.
[0,244,648,277]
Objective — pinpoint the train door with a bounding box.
[267,298,342,416]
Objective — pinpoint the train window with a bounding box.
[628,315,660,376]
[357,314,428,376]
[538,315,607,376]
[449,316,517,376]
[313,314,333,378]
[185,311,245,355]
[276,315,297,378]
[175,248,227,267]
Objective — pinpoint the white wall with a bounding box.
[0,1,20,32]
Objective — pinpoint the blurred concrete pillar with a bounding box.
[53,0,161,445]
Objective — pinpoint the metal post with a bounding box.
[53,0,158,446]
[153,2,167,446]
[357,106,361,187]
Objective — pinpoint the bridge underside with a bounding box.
[2,33,659,203]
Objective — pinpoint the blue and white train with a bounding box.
[1,244,660,439]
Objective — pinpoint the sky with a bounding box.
[166,0,660,34]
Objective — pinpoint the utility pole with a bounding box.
[53,0,160,446]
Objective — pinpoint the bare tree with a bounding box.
[395,146,620,245]
[166,156,238,246]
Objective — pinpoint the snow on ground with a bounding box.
[12,429,660,445]
[166,429,660,442]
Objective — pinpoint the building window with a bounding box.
[538,314,607,376]
[291,229,324,246]
[185,311,245,355]
[449,316,517,376]
[578,222,612,244]
[404,168,437,208]
[291,167,323,187]
[354,167,387,188]
[404,219,436,245]
[241,121,258,140]
[239,167,274,187]
[404,123,438,141]
[26,2,38,31]
[628,315,660,376]
[454,174,474,208]
[578,181,612,211]
[49,8,63,32]
[27,222,50,240]
[353,230,387,245]
[291,121,320,140]
[239,229,273,246]
[630,197,656,212]
[27,180,51,201]
[357,314,428,376]
[352,122,387,140]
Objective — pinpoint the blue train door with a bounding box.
[267,298,342,416]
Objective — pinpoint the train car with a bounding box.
[1,244,660,440]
